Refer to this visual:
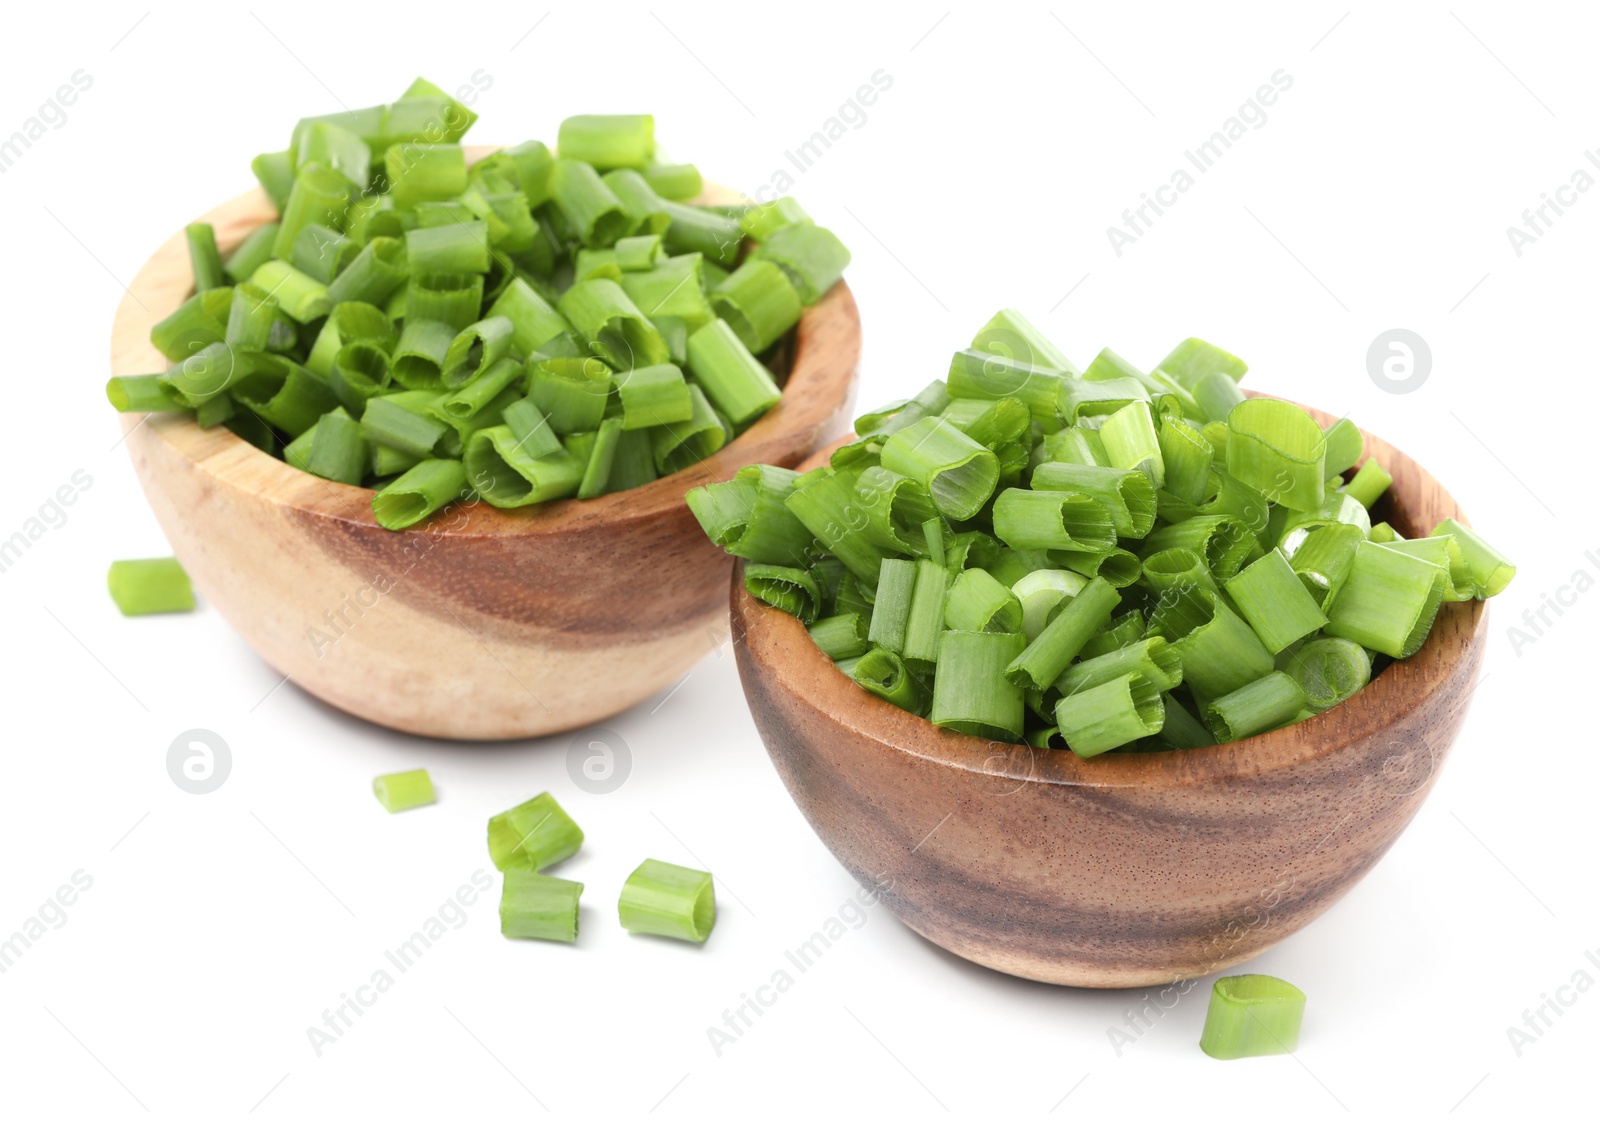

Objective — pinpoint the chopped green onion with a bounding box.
[1055,637,1182,697]
[439,357,525,421]
[305,410,368,484]
[712,259,803,353]
[466,426,583,506]
[372,769,435,812]
[1204,671,1306,741]
[386,142,467,209]
[1199,975,1306,1060]
[551,158,631,247]
[1284,636,1372,711]
[1054,672,1164,757]
[106,374,186,413]
[186,223,225,292]
[740,197,811,241]
[1099,400,1165,487]
[272,163,350,260]
[107,558,194,616]
[1011,569,1086,640]
[487,277,570,355]
[558,278,670,368]
[405,220,490,275]
[745,564,823,624]
[223,222,281,285]
[618,858,716,943]
[643,162,702,200]
[1343,457,1392,508]
[867,558,918,652]
[1224,550,1329,654]
[250,259,330,322]
[751,221,850,303]
[880,418,999,521]
[948,349,1065,425]
[1432,518,1515,598]
[945,568,1023,633]
[1147,587,1273,699]
[371,459,466,529]
[1028,463,1156,538]
[1323,417,1364,476]
[500,871,583,943]
[440,316,515,388]
[651,384,727,474]
[1006,576,1120,691]
[852,647,928,711]
[971,308,1077,372]
[992,488,1116,552]
[808,613,869,660]
[326,236,409,307]
[1226,398,1326,511]
[931,630,1027,739]
[685,319,782,428]
[1154,337,1247,390]
[558,114,655,170]
[902,559,952,666]
[1324,541,1447,659]
[487,791,584,872]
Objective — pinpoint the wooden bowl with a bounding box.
[109,153,860,740]
[732,404,1488,987]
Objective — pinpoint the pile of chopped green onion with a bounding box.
[689,311,1515,756]
[108,79,850,530]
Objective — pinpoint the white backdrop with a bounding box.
[0,2,1592,1121]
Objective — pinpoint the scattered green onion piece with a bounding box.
[106,375,185,413]
[1323,417,1364,476]
[1056,636,1182,697]
[1324,541,1448,659]
[558,114,655,170]
[405,220,490,275]
[222,222,281,285]
[1147,587,1274,699]
[931,630,1027,739]
[739,197,810,241]
[558,278,670,368]
[1155,337,1247,390]
[1343,457,1392,508]
[328,342,393,413]
[992,488,1116,552]
[651,384,727,474]
[1054,672,1164,757]
[751,221,849,303]
[235,361,337,437]
[361,396,449,458]
[160,342,242,405]
[1190,370,1247,423]
[271,163,350,263]
[1080,609,1146,659]
[1158,419,1214,505]
[438,357,525,421]
[488,278,570,356]
[880,417,1000,521]
[502,139,555,206]
[1060,375,1148,423]
[1285,521,1363,608]
[612,363,692,430]
[867,559,918,653]
[370,458,466,529]
[853,646,928,712]
[1099,400,1165,488]
[294,120,371,185]
[659,199,743,266]
[902,560,953,666]
[390,318,456,390]
[614,234,666,271]
[500,871,583,943]
[602,168,673,236]
[1225,550,1330,654]
[305,411,369,485]
[1284,636,1372,711]
[550,158,631,247]
[1029,463,1156,538]
[576,416,624,499]
[948,349,1065,425]
[712,259,803,353]
[107,558,194,616]
[372,769,435,812]
[1432,518,1515,598]
[1159,692,1214,749]
[809,613,869,660]
[1006,576,1120,691]
[528,357,612,434]
[618,858,716,944]
[487,791,584,872]
[971,308,1076,373]
[406,271,484,331]
[466,426,583,507]
[439,316,514,388]
[1012,569,1087,640]
[1143,515,1261,584]
[1226,398,1327,511]
[1141,546,1216,599]
[290,223,358,283]
[251,150,295,211]
[386,142,467,208]
[186,223,225,292]
[325,236,409,307]
[1204,671,1306,741]
[642,162,701,200]
[1199,975,1306,1060]
[745,564,823,623]
[501,397,562,460]
[685,319,782,430]
[248,259,330,323]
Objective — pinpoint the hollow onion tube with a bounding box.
[880,418,1000,521]
[744,564,823,624]
[406,271,484,331]
[1006,576,1120,691]
[902,560,952,667]
[386,142,467,208]
[618,858,716,944]
[1432,518,1515,598]
[1029,463,1156,538]
[740,197,811,241]
[867,559,918,652]
[651,384,727,474]
[1224,550,1329,654]
[1323,541,1448,659]
[660,200,743,266]
[290,223,357,283]
[1011,569,1086,640]
[488,278,570,356]
[1141,546,1216,599]
[809,613,869,661]
[390,318,456,390]
[235,362,337,437]
[439,357,524,421]
[1054,672,1164,757]
[931,630,1027,739]
[249,260,330,323]
[305,411,369,484]
[1199,975,1306,1060]
[1147,587,1274,700]
[406,220,490,274]
[326,236,408,306]
[186,223,225,292]
[107,558,194,616]
[1055,637,1182,697]
[602,168,673,236]
[367,458,464,528]
[1322,417,1364,476]
[487,792,584,872]
[1154,337,1248,390]
[223,222,280,285]
[1191,371,1246,424]
[1204,671,1306,741]
[558,278,670,368]
[1060,376,1148,423]
[1159,692,1214,749]
[945,568,1023,634]
[558,114,655,170]
[372,769,435,812]
[1344,457,1393,508]
[685,464,813,567]
[619,256,715,331]
[853,646,928,712]
[527,357,612,433]
[1079,608,1145,659]
[685,319,782,428]
[252,150,295,211]
[615,363,693,430]
[106,375,186,413]
[751,221,849,302]
[501,398,562,460]
[361,397,450,458]
[440,316,515,389]
[1142,515,1262,584]
[712,259,802,353]
[550,158,631,247]
[1099,400,1165,487]
[1284,636,1372,711]
[272,163,351,260]
[466,426,583,507]
[992,488,1116,553]
[1226,398,1327,511]
[971,308,1077,373]
[1159,419,1214,505]
[500,871,583,943]
[643,162,701,200]
[947,349,1065,425]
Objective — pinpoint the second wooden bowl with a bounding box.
[110,162,860,739]
[732,405,1488,987]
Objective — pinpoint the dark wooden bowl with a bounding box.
[109,153,860,739]
[732,405,1487,987]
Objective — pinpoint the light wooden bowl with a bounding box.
[732,403,1488,987]
[110,152,860,739]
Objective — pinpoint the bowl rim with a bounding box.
[732,397,1489,789]
[109,146,861,540]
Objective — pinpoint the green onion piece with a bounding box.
[390,318,456,390]
[1006,576,1120,691]
[246,259,329,323]
[857,380,951,440]
[328,342,393,413]
[745,564,823,623]
[618,858,715,944]
[880,417,1000,521]
[325,235,408,307]
[1343,457,1392,508]
[1159,692,1214,749]
[712,259,802,353]
[558,114,655,170]
[902,560,953,666]
[361,396,449,458]
[502,140,555,206]
[251,150,295,211]
[107,558,194,616]
[106,374,186,413]
[550,158,631,247]
[194,394,234,429]
[557,278,669,368]
[643,162,701,200]
[620,256,716,332]
[614,363,693,430]
[1191,371,1246,424]
[1029,462,1156,538]
[809,613,869,660]
[1324,541,1448,658]
[1285,521,1363,608]
[1143,515,1261,584]
[290,223,357,283]
[1141,546,1217,599]
[1011,569,1087,640]
[1060,375,1148,423]
[651,384,727,474]
[1154,337,1247,390]
[1158,419,1214,505]
[931,630,1028,739]
[602,168,673,236]
[406,271,484,331]
[1204,671,1306,741]
[1199,975,1306,1060]
[224,283,276,351]
[751,221,849,303]
[372,769,435,812]
[186,223,225,292]
[660,200,743,266]
[1226,398,1327,511]
[1284,637,1372,711]
[405,220,490,275]
[1432,518,1515,598]
[867,559,918,652]
[853,646,928,712]
[1225,550,1330,654]
[439,357,524,421]
[222,222,281,285]
[1080,608,1145,659]
[235,361,337,437]
[304,411,368,485]
[948,349,1065,425]
[1323,417,1364,476]
[371,458,465,529]
[614,234,665,271]
[439,316,514,389]
[284,411,334,472]
[487,279,570,359]
[488,791,584,872]
[993,488,1116,553]
[294,119,371,185]
[685,319,781,429]
[1038,426,1107,468]
[971,308,1077,373]
[940,572,1017,633]
[386,142,466,209]
[1368,521,1400,544]
[1099,400,1166,487]
[1056,636,1182,697]
[1147,588,1274,699]
[1054,672,1164,757]
[159,341,242,405]
[740,197,811,241]
[466,426,583,506]
[499,871,583,943]
[501,397,562,460]
[922,516,947,568]
[528,357,612,433]
[686,464,812,567]
[272,163,351,260]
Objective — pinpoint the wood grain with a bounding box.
[109,156,861,739]
[732,404,1488,987]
